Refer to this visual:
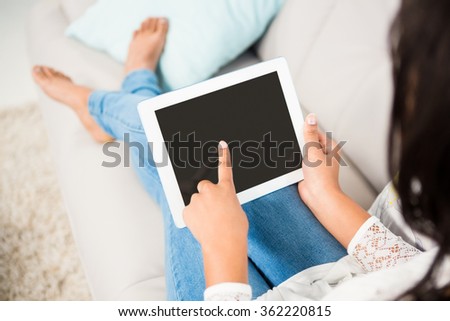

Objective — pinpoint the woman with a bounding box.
[183,0,450,300]
[32,0,450,300]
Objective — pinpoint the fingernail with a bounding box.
[307,114,317,125]
[219,140,228,149]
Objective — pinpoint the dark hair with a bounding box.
[389,0,450,300]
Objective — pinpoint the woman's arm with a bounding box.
[298,114,370,248]
[183,115,372,298]
[183,141,249,288]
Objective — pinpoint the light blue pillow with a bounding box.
[66,0,285,91]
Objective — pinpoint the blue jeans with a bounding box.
[88,69,346,300]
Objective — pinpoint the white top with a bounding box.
[204,183,448,301]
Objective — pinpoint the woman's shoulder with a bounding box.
[369,182,436,251]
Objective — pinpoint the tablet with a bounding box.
[138,57,304,228]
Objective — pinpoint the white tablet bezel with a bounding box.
[138,57,305,228]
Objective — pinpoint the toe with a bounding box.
[39,66,53,78]
[142,17,152,29]
[32,65,43,75]
[149,18,158,32]
[157,18,169,34]
[55,71,70,81]
[36,66,72,82]
[49,68,59,76]
[51,69,65,80]
[32,66,47,82]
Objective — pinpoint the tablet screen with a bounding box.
[155,71,302,205]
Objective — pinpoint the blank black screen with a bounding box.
[155,72,302,205]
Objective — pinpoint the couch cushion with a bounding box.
[29,0,166,300]
[65,0,285,91]
[60,0,95,22]
[257,0,337,77]
[258,0,401,192]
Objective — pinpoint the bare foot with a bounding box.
[124,17,169,74]
[32,66,113,143]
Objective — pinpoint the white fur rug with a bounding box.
[0,104,91,300]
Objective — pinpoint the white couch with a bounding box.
[28,0,400,300]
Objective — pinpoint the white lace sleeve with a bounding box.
[204,282,252,301]
[348,216,421,272]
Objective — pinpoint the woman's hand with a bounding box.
[298,114,342,205]
[183,141,249,287]
[298,113,370,248]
